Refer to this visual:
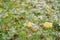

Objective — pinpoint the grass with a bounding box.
[0,0,60,40]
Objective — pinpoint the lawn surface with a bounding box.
[0,0,60,40]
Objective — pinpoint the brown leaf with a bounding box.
[5,27,9,31]
[55,37,60,40]
[46,14,51,18]
[40,34,45,39]
[19,16,25,20]
[10,34,18,40]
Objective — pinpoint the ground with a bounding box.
[0,0,60,40]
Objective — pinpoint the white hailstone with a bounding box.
[58,32,60,35]
[28,34,32,37]
[33,25,39,29]
[53,15,58,21]
[32,24,39,30]
[13,9,17,14]
[26,0,31,3]
[11,8,15,13]
[31,13,35,16]
[10,27,16,33]
[39,0,46,7]
[10,0,15,1]
[46,5,51,9]
[36,3,41,7]
[0,15,2,18]
[59,23,60,26]
[32,0,38,3]
[38,16,43,20]
[24,22,26,26]
[32,15,38,20]
[20,10,25,13]
[17,0,20,3]
[32,8,37,11]
[21,3,25,6]
[46,5,50,8]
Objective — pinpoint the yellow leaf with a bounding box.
[26,22,33,27]
[0,0,2,3]
[43,22,53,28]
[4,13,9,18]
[46,7,53,12]
[5,27,9,31]
[32,17,38,20]
[0,8,3,12]
[31,27,38,31]
[2,24,5,29]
